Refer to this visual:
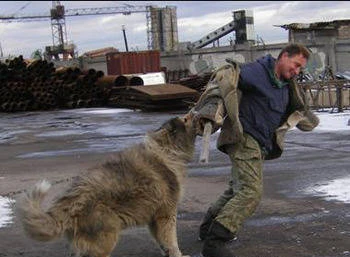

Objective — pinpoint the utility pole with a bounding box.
[122,25,129,52]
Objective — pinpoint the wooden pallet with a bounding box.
[108,83,199,111]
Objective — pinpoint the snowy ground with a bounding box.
[0,195,14,228]
[1,109,349,228]
[304,110,350,204]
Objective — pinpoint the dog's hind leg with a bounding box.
[73,230,118,257]
[72,209,122,257]
[149,208,189,257]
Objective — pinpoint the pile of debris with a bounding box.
[0,56,201,113]
[296,67,350,112]
[0,56,111,112]
[171,72,212,93]
[108,83,199,111]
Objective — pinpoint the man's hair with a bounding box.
[277,43,311,60]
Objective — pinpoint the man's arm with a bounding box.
[190,61,241,136]
[296,110,320,131]
[190,75,225,136]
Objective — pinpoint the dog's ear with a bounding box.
[159,117,185,134]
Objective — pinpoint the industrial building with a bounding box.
[0,2,349,113]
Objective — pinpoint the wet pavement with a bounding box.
[0,108,350,257]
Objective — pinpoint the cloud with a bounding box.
[250,1,350,43]
[178,11,233,42]
[1,1,350,57]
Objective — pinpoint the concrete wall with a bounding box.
[77,39,350,80]
[150,6,179,52]
[160,39,350,77]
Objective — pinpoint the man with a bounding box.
[191,43,319,257]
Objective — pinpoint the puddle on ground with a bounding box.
[37,129,89,137]
[68,108,132,115]
[304,175,350,203]
[17,134,144,158]
[0,129,30,143]
[246,212,330,227]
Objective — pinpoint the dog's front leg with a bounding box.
[149,211,189,257]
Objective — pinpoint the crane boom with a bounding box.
[0,3,154,60]
[0,14,51,22]
[65,6,148,16]
[0,5,149,22]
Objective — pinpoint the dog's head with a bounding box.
[160,113,196,143]
[149,113,197,161]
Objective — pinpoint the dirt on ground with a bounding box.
[1,149,349,257]
[0,110,349,257]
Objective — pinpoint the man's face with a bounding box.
[277,52,308,80]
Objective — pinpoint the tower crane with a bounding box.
[0,1,153,60]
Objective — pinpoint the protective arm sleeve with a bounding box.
[190,82,226,136]
[190,61,241,136]
[293,82,320,131]
[296,109,320,131]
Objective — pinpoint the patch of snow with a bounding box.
[0,196,15,228]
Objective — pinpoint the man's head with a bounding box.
[275,43,311,80]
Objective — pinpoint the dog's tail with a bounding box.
[17,180,63,241]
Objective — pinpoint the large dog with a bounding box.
[17,114,196,257]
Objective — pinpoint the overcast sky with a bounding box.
[0,1,350,58]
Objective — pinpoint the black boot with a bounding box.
[199,187,235,241]
[201,221,236,257]
[198,208,216,241]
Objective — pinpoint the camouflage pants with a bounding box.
[210,133,264,234]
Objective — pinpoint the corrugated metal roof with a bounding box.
[276,19,350,31]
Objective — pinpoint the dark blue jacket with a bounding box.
[208,57,319,160]
[238,54,290,153]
